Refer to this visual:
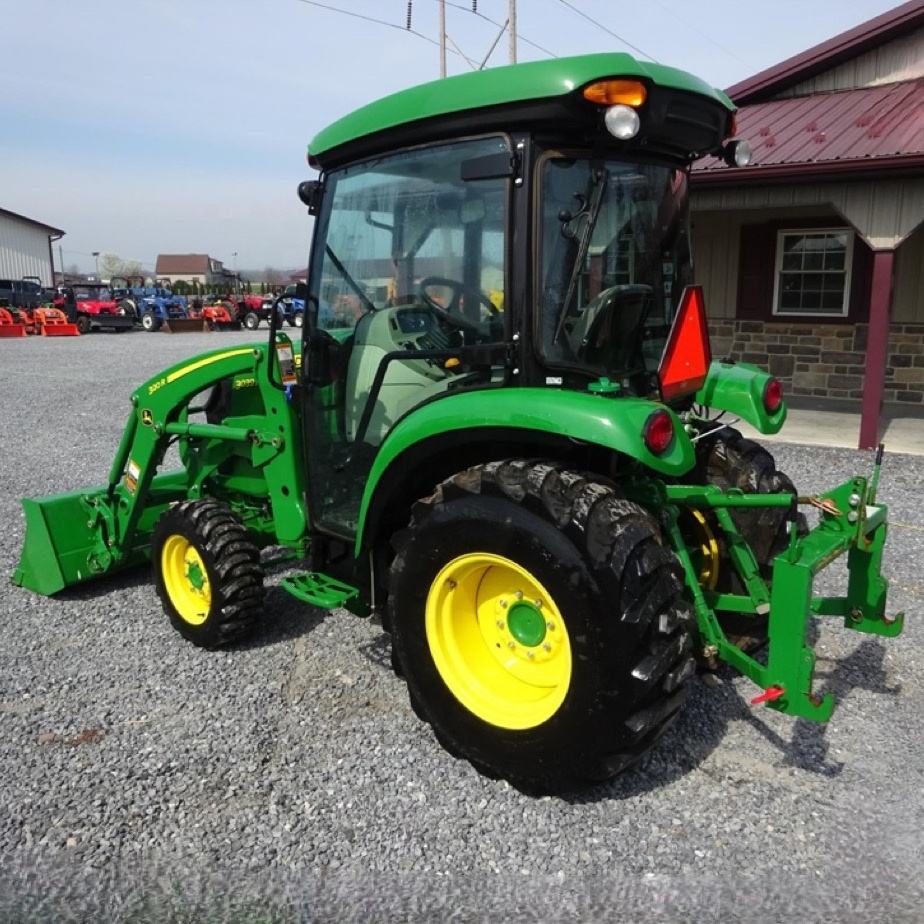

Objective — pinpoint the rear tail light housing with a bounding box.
[643,409,675,456]
[763,377,784,414]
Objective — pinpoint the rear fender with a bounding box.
[694,360,786,434]
[354,387,695,554]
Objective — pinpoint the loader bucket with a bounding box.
[37,308,80,336]
[0,307,26,336]
[14,489,111,595]
[0,320,26,337]
[162,318,211,333]
[13,485,158,595]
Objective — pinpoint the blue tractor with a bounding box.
[110,276,201,332]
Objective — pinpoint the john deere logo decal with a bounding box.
[141,409,154,427]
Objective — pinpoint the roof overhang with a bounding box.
[692,153,924,189]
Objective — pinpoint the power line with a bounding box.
[552,0,657,61]
[293,0,655,69]
[434,0,557,59]
[645,0,750,70]
[291,0,441,48]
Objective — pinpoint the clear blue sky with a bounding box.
[2,0,905,277]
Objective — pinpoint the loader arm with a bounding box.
[14,341,308,596]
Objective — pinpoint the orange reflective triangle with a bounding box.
[658,285,712,400]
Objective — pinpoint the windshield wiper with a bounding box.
[325,245,376,313]
[553,167,609,344]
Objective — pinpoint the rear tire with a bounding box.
[152,499,264,647]
[693,424,805,588]
[387,459,695,795]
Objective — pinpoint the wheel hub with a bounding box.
[506,600,546,647]
[426,553,571,730]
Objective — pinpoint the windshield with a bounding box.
[538,156,691,380]
[75,287,111,301]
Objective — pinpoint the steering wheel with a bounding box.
[418,276,499,336]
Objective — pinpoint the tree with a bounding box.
[262,266,285,286]
[98,252,123,281]
[98,252,146,282]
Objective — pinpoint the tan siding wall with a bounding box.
[691,212,739,319]
[894,223,924,323]
[780,26,924,95]
[0,215,56,286]
[693,180,924,249]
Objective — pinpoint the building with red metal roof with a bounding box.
[691,0,924,448]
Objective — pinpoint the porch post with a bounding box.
[859,250,895,450]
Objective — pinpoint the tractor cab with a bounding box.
[296,56,740,539]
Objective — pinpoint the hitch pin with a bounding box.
[751,685,785,706]
[803,496,842,516]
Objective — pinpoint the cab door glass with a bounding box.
[303,135,510,538]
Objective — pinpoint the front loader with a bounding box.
[14,53,903,795]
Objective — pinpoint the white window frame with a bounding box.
[772,228,853,318]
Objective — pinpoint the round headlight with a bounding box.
[604,104,640,140]
[724,138,753,168]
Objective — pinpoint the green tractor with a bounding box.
[13,53,903,795]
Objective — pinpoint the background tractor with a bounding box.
[110,276,204,332]
[13,53,903,795]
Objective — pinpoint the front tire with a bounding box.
[387,460,694,795]
[243,311,260,330]
[75,314,92,334]
[152,499,264,647]
[141,310,160,332]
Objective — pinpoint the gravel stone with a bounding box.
[1,331,922,921]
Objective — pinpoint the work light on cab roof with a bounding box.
[583,77,647,140]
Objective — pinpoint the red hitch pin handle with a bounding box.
[751,685,785,706]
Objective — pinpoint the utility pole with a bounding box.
[436,0,516,77]
[508,0,516,64]
[439,0,446,78]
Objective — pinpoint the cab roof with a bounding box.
[308,52,735,169]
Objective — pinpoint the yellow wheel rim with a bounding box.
[161,535,212,626]
[426,553,572,730]
[681,509,720,592]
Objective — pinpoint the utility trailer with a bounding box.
[14,53,903,795]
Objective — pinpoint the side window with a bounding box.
[309,135,510,336]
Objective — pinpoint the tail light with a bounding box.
[763,377,784,414]
[643,409,675,456]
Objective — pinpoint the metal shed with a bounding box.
[0,207,65,288]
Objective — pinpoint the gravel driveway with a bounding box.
[1,330,921,922]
